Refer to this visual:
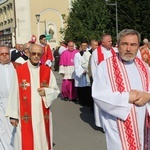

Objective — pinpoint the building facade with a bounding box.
[0,0,74,48]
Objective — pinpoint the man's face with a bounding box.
[0,47,10,64]
[68,42,74,51]
[81,43,87,51]
[28,45,43,66]
[40,38,47,45]
[102,36,112,49]
[118,34,139,61]
[23,43,31,57]
[19,44,24,51]
[91,41,98,50]
[15,43,20,50]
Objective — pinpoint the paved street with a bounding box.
[51,71,107,150]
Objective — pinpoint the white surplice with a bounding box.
[74,52,91,87]
[91,45,115,127]
[92,59,150,150]
[6,60,60,150]
[0,62,16,150]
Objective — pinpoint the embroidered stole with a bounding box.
[97,45,116,64]
[106,55,149,150]
[16,63,51,150]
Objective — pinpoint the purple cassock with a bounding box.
[59,49,79,100]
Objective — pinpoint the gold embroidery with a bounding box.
[40,80,49,87]
[21,112,31,123]
[44,112,49,122]
[23,96,27,101]
[20,79,30,90]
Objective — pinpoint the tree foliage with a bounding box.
[109,0,150,42]
[62,0,111,46]
[61,0,150,46]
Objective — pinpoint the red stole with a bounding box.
[106,55,149,150]
[12,61,21,68]
[16,63,51,150]
[97,45,116,64]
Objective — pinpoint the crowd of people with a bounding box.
[1,29,150,150]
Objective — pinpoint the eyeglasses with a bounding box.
[0,52,10,56]
[30,52,43,57]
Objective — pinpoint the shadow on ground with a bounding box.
[79,106,104,133]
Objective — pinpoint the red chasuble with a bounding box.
[97,45,116,64]
[16,63,51,150]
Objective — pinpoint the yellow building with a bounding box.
[0,0,74,48]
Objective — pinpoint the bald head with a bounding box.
[28,44,44,66]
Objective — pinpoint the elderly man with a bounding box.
[0,45,20,149]
[92,29,150,150]
[59,41,78,101]
[6,44,60,150]
[15,42,31,64]
[91,34,116,127]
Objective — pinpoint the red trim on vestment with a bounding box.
[106,55,149,149]
[40,44,53,65]
[16,63,33,150]
[40,65,51,150]
[97,45,116,64]
[16,63,51,150]
[97,46,104,64]
[12,61,21,68]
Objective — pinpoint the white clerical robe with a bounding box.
[92,59,150,150]
[74,52,91,87]
[6,61,60,150]
[91,45,115,127]
[0,62,16,150]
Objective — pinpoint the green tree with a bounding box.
[108,0,150,42]
[62,0,111,46]
[61,0,150,46]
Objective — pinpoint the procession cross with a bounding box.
[21,112,31,123]
[20,79,30,90]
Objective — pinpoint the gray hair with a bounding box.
[23,43,32,50]
[117,29,141,45]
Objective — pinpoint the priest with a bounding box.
[39,34,54,67]
[6,44,60,150]
[0,45,20,149]
[59,41,78,101]
[92,29,150,150]
[91,34,116,128]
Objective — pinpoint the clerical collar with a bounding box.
[79,50,85,56]
[118,55,134,65]
[28,60,40,68]
[122,59,134,65]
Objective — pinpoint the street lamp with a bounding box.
[35,14,47,35]
[105,0,118,39]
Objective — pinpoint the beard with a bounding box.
[120,52,137,62]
